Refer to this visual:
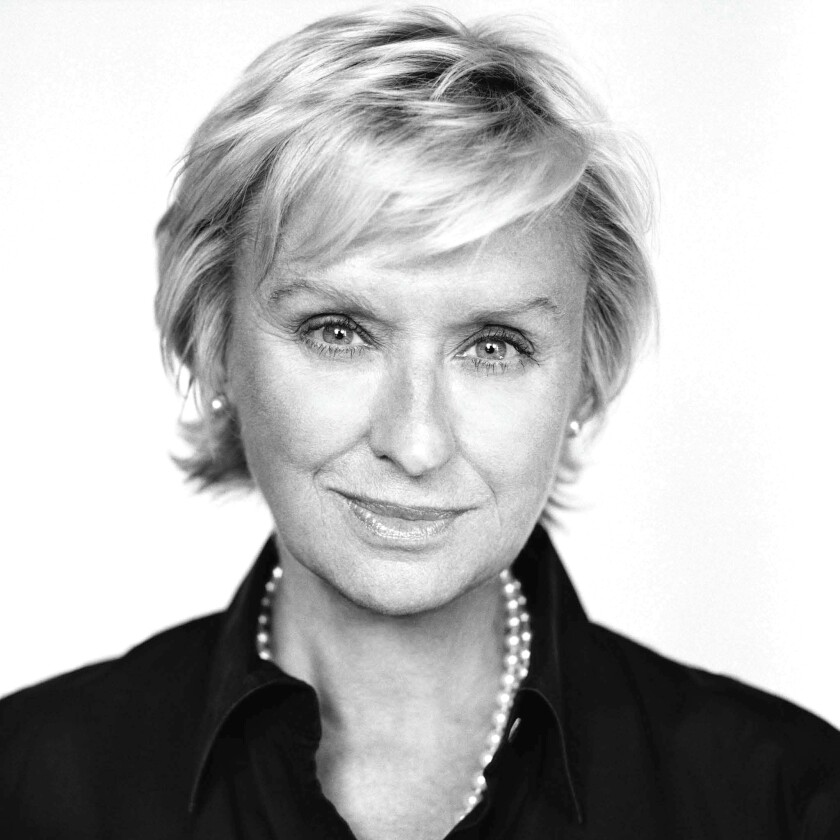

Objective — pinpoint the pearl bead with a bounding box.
[256,560,531,824]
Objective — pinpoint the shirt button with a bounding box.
[507,716,522,743]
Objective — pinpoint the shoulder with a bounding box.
[589,622,840,834]
[0,612,223,732]
[0,613,223,838]
[589,622,840,751]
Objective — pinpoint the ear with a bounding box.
[193,352,230,419]
[569,376,598,429]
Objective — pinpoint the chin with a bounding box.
[320,552,483,618]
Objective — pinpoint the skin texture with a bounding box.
[225,211,588,839]
[228,211,587,617]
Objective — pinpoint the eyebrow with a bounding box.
[266,275,565,322]
[465,297,564,321]
[267,276,379,314]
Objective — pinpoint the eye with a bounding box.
[301,315,372,357]
[320,323,364,346]
[458,329,534,374]
[461,331,530,361]
[467,338,516,361]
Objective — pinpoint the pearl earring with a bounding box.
[210,394,227,413]
[567,419,581,438]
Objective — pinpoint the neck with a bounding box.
[263,545,529,838]
[270,551,505,735]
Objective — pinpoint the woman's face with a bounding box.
[227,212,587,615]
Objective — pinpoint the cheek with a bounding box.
[452,369,571,495]
[232,339,374,477]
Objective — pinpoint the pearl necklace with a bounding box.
[255,563,531,822]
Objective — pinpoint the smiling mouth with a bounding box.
[337,493,468,543]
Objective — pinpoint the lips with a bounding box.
[336,491,470,544]
[341,495,467,520]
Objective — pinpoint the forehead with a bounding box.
[261,209,585,315]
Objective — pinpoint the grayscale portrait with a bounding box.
[1,2,838,838]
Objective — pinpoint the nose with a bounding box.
[368,356,456,477]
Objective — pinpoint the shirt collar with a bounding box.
[188,536,294,813]
[512,522,587,824]
[189,524,587,823]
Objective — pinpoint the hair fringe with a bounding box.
[154,6,658,503]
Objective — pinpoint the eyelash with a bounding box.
[463,329,534,375]
[300,315,373,359]
[299,316,534,373]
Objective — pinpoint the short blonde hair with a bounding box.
[155,6,656,492]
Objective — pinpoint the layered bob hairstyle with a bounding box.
[155,6,656,493]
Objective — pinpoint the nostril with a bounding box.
[368,366,455,477]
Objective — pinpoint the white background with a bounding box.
[1,0,838,726]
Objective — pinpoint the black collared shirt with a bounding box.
[2,525,839,838]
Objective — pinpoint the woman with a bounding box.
[1,6,838,839]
